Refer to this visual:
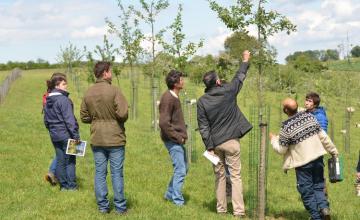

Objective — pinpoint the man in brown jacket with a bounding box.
[80,61,128,214]
[159,70,188,206]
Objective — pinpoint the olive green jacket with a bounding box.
[80,79,128,147]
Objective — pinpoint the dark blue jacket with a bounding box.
[44,89,79,142]
[310,106,328,133]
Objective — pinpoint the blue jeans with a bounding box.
[49,156,57,174]
[52,140,77,190]
[295,156,328,220]
[92,146,126,213]
[164,141,188,205]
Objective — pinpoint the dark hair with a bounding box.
[94,61,111,79]
[202,70,218,89]
[306,92,320,107]
[165,70,183,89]
[46,72,67,92]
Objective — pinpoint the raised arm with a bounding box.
[228,50,250,95]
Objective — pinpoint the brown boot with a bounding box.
[45,172,58,186]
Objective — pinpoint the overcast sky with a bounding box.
[0,0,359,64]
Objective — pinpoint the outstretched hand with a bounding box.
[269,132,276,140]
[242,50,251,62]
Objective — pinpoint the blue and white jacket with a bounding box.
[44,89,79,142]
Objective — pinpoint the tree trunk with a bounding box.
[258,122,267,220]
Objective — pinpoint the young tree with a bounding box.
[85,35,118,87]
[57,42,85,96]
[208,0,296,108]
[57,42,84,75]
[133,0,169,130]
[94,35,117,63]
[106,0,144,120]
[159,4,204,72]
[85,50,96,85]
[208,1,296,218]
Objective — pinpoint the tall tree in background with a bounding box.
[160,4,204,72]
[133,0,169,130]
[224,31,260,61]
[208,1,296,219]
[106,1,144,119]
[351,45,360,57]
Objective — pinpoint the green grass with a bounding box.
[0,68,359,220]
[327,57,360,72]
[0,70,11,83]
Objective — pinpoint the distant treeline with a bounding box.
[285,49,340,62]
[0,59,60,71]
[0,59,89,71]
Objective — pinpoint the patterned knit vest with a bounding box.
[279,111,321,147]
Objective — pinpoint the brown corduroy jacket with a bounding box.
[159,90,187,145]
[80,78,128,147]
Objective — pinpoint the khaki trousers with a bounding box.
[213,139,245,215]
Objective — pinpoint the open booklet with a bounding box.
[203,150,220,165]
[66,139,87,156]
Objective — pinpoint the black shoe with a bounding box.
[321,208,331,220]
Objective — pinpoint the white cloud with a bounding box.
[71,26,106,39]
[264,0,360,63]
[0,0,109,43]
[197,27,232,56]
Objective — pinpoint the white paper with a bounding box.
[203,151,220,165]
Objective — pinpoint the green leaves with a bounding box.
[208,0,296,38]
[208,0,252,32]
[159,4,204,72]
[106,0,144,66]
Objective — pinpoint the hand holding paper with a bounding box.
[203,150,220,165]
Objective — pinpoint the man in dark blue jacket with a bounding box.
[197,50,251,218]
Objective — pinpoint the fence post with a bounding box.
[258,122,268,220]
[0,68,22,105]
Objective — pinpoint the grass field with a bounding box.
[327,57,360,72]
[0,68,359,220]
[0,70,11,83]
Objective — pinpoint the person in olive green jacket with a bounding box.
[80,61,128,214]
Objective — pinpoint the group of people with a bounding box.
[43,50,359,219]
